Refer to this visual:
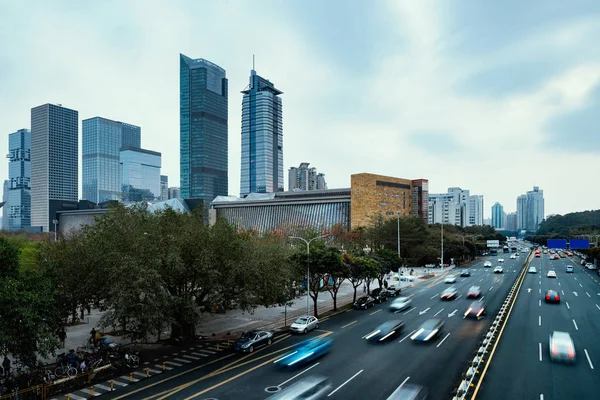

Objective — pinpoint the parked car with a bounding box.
[354,295,376,310]
[234,330,273,353]
[370,288,387,304]
[290,315,319,334]
[386,285,401,297]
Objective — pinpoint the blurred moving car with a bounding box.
[460,270,471,277]
[566,265,574,273]
[493,266,503,274]
[484,261,492,268]
[266,375,332,399]
[510,254,517,259]
[547,270,557,278]
[370,288,388,304]
[386,285,401,297]
[234,330,273,353]
[364,320,405,343]
[444,276,457,284]
[290,315,319,334]
[467,286,482,298]
[386,384,428,400]
[273,337,333,367]
[528,266,537,274]
[440,287,458,300]
[354,295,376,310]
[411,319,444,342]
[545,290,560,303]
[498,258,505,262]
[463,301,486,319]
[549,331,576,364]
[390,297,412,312]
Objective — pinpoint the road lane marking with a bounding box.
[586,292,591,297]
[539,343,542,361]
[561,290,565,295]
[541,394,544,400]
[539,316,541,326]
[566,302,570,309]
[489,286,493,291]
[341,321,357,329]
[539,288,541,294]
[370,309,382,316]
[596,304,600,311]
[404,307,415,314]
[430,293,440,299]
[558,282,561,286]
[573,319,579,330]
[479,296,485,301]
[278,363,320,387]
[327,369,364,397]
[456,295,462,300]
[584,349,595,370]
[436,333,451,348]
[580,283,583,287]
[433,308,444,317]
[574,277,577,280]
[539,300,541,307]
[399,330,416,343]
[387,377,410,398]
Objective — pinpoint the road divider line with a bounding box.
[561,290,565,295]
[558,282,561,286]
[566,302,570,309]
[327,369,363,397]
[433,308,444,317]
[586,292,591,298]
[539,316,541,326]
[573,319,579,330]
[436,333,451,348]
[404,307,415,315]
[489,286,494,291]
[596,304,600,311]
[540,394,544,400]
[584,349,595,370]
[479,296,485,301]
[341,320,357,329]
[278,363,320,387]
[580,283,583,287]
[387,377,410,398]
[539,343,542,361]
[539,288,541,294]
[430,293,439,299]
[369,309,382,316]
[539,300,541,307]
[399,330,416,343]
[456,295,462,300]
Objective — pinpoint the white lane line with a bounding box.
[573,319,579,330]
[587,292,591,297]
[327,369,364,397]
[561,290,565,295]
[479,278,483,282]
[539,316,541,326]
[584,349,595,370]
[539,299,541,307]
[596,304,600,311]
[566,302,570,309]
[404,307,415,315]
[456,295,462,300]
[540,394,544,400]
[399,330,416,343]
[558,282,561,286]
[387,377,411,398]
[430,293,439,299]
[580,283,583,287]
[539,288,541,294]
[433,308,444,317]
[479,296,485,301]
[574,277,577,280]
[112,380,128,387]
[278,363,320,387]
[436,333,451,348]
[539,343,543,361]
[489,286,494,291]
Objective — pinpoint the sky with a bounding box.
[1,0,600,219]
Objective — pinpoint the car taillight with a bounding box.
[568,346,575,358]
[546,295,550,300]
[555,296,559,301]
[552,344,558,355]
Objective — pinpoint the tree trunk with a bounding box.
[313,297,319,318]
[71,302,77,324]
[352,286,357,303]
[171,320,195,339]
[332,291,337,311]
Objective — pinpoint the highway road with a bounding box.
[104,254,527,400]
[475,252,600,400]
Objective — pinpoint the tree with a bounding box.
[322,247,347,311]
[370,248,401,288]
[343,253,363,303]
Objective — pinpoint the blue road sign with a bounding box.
[547,239,567,249]
[569,239,590,249]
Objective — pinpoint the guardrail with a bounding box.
[451,252,533,400]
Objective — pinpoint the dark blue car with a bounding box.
[273,337,333,367]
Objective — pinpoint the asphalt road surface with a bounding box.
[102,254,527,400]
[475,252,599,400]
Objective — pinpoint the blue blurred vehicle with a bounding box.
[273,337,332,367]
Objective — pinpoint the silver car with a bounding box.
[266,375,332,399]
[390,297,412,312]
[549,331,576,364]
[289,316,319,334]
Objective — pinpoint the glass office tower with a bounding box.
[120,147,161,202]
[240,69,283,197]
[179,54,228,205]
[7,128,31,230]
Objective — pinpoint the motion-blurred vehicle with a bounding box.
[444,276,457,284]
[390,297,412,312]
[460,269,471,277]
[484,261,492,267]
[273,337,333,368]
[266,375,332,399]
[498,258,505,262]
[549,331,576,364]
[467,286,482,298]
[411,319,444,342]
[566,265,574,273]
[354,295,376,310]
[510,254,517,259]
[290,316,319,334]
[364,320,405,343]
[234,330,273,353]
[547,270,557,278]
[586,263,597,270]
[581,260,587,266]
[528,266,537,274]
[440,287,458,300]
[493,266,503,274]
[370,288,388,304]
[386,384,428,400]
[463,301,486,320]
[545,290,560,303]
[386,285,401,297]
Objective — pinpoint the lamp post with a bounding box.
[441,222,444,268]
[289,234,331,317]
[52,219,58,241]
[397,212,401,259]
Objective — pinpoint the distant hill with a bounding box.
[536,210,600,236]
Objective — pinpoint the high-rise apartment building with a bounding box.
[515,187,545,232]
[82,117,141,203]
[180,54,228,205]
[31,104,78,232]
[6,129,31,230]
[160,175,169,201]
[411,179,429,223]
[506,212,518,231]
[491,202,504,229]
[240,69,283,197]
[516,194,527,230]
[288,163,327,191]
[428,187,478,227]
[468,195,484,226]
[448,187,470,227]
[120,147,161,202]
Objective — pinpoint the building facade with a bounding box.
[1,180,9,230]
[120,147,161,202]
[288,163,327,191]
[31,104,78,232]
[491,202,504,229]
[168,187,181,200]
[82,117,141,204]
[160,175,169,201]
[448,187,471,227]
[526,186,545,231]
[468,195,484,226]
[180,54,228,205]
[240,69,283,197]
[506,212,518,231]
[6,129,31,230]
[428,193,462,226]
[411,179,429,223]
[516,195,527,230]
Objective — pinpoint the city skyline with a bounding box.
[2,1,600,218]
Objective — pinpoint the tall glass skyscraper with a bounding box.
[491,202,504,229]
[31,104,78,232]
[82,117,141,203]
[6,129,31,230]
[240,69,283,197]
[120,147,161,202]
[179,54,228,205]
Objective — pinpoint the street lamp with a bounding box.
[397,212,401,259]
[289,234,332,317]
[52,219,58,241]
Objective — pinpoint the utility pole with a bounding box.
[441,222,444,268]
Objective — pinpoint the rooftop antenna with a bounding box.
[253,54,255,70]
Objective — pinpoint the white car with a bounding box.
[493,266,503,274]
[586,263,597,270]
[547,270,557,278]
[289,315,319,334]
[483,261,492,268]
[390,297,412,312]
[528,266,537,274]
[510,254,517,259]
[498,258,505,263]
[549,331,576,363]
[444,276,457,284]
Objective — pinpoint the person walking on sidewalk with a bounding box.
[363,284,366,293]
[384,280,388,289]
[58,328,67,347]
[90,327,97,347]
[2,357,10,378]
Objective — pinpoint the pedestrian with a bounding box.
[363,284,366,293]
[58,329,67,347]
[384,280,388,288]
[90,327,97,347]
[2,357,10,378]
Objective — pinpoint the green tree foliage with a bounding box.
[536,210,600,236]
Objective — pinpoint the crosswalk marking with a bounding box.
[121,375,140,382]
[198,349,217,355]
[173,357,192,363]
[155,364,173,370]
[148,368,162,374]
[182,354,201,360]
[65,394,87,400]
[94,384,112,391]
[190,352,208,357]
[133,371,148,378]
[111,380,128,387]
[165,361,183,367]
[79,389,99,397]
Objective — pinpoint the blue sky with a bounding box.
[1,0,599,218]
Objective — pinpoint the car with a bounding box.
[549,331,576,364]
[386,384,429,400]
[460,269,471,277]
[440,287,458,300]
[411,319,444,342]
[497,258,505,262]
[528,266,537,274]
[586,263,597,270]
[566,266,574,273]
[560,253,567,258]
[493,266,503,274]
[370,288,387,304]
[364,320,405,343]
[463,301,486,319]
[273,338,333,368]
[354,295,376,310]
[484,261,492,268]
[545,290,560,303]
[510,254,517,259]
[290,315,319,334]
[444,276,457,284]
[515,253,520,256]
[467,286,482,298]
[581,260,587,266]
[234,330,274,353]
[547,270,557,278]
[266,375,332,399]
[389,296,412,312]
[386,285,401,297]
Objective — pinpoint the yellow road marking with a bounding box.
[341,320,357,328]
[369,309,382,316]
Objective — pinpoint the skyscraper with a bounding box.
[120,147,161,202]
[31,104,78,232]
[240,68,283,197]
[506,212,518,231]
[468,195,484,226]
[448,187,471,226]
[526,186,545,231]
[516,194,527,230]
[491,202,504,229]
[180,54,228,205]
[6,129,31,230]
[160,175,169,201]
[288,163,327,191]
[82,117,141,203]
